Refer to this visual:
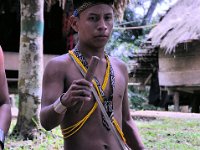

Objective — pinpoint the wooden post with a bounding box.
[173,92,180,112]
[191,93,200,113]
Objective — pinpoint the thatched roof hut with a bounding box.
[147,0,200,88]
[127,0,200,112]
[149,0,200,54]
[147,0,200,113]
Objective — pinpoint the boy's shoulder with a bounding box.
[47,53,70,65]
[45,53,72,70]
[109,56,126,67]
[109,56,128,75]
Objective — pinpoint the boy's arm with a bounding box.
[0,104,11,150]
[40,57,92,131]
[122,89,145,150]
[40,59,66,130]
[0,46,11,149]
[121,64,145,150]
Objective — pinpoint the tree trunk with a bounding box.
[141,0,162,25]
[12,0,44,139]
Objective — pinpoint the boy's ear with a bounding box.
[70,16,79,32]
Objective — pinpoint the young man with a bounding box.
[40,0,145,149]
[0,46,11,150]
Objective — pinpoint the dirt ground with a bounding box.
[12,106,200,120]
[131,110,200,120]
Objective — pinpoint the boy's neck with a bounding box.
[75,43,105,60]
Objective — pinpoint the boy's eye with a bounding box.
[89,16,98,21]
[105,15,112,21]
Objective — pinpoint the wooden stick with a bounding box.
[85,56,100,81]
[76,56,100,112]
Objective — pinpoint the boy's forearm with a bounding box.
[0,104,11,134]
[0,104,11,150]
[123,119,145,150]
[128,129,145,150]
[40,103,65,131]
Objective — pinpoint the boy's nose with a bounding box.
[97,19,107,31]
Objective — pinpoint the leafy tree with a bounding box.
[107,0,174,60]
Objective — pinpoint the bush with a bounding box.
[128,86,157,111]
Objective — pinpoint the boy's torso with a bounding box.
[59,54,126,150]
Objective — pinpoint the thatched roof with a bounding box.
[148,0,200,53]
[46,0,129,20]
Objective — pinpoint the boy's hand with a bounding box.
[61,79,93,108]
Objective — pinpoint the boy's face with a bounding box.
[73,4,114,49]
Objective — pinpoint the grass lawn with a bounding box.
[137,118,200,150]
[4,117,200,150]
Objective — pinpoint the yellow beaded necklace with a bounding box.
[61,50,126,143]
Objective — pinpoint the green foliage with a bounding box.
[106,0,173,61]
[128,86,157,110]
[106,1,153,62]
[106,32,140,62]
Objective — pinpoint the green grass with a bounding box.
[137,118,200,150]
[5,117,200,150]
[5,119,63,150]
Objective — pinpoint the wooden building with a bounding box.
[0,1,71,93]
[148,0,200,112]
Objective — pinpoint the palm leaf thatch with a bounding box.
[45,0,129,20]
[148,0,200,53]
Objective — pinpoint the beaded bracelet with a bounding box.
[53,93,67,114]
